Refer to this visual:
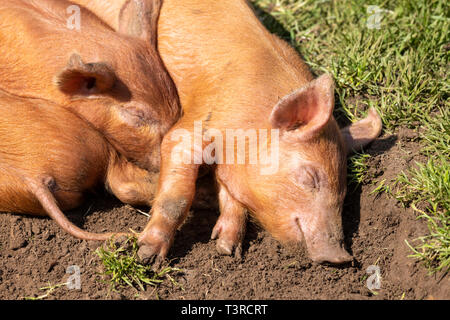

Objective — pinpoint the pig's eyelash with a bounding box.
[306,169,320,190]
[296,166,320,190]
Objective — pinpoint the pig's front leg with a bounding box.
[137,147,200,264]
[211,183,247,257]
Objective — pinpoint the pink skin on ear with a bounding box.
[55,53,116,96]
[269,74,335,140]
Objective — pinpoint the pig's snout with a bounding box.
[294,215,353,265]
[309,243,353,265]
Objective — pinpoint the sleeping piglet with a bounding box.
[0,0,180,172]
[0,90,156,240]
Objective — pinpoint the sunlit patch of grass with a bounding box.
[23,282,69,300]
[396,160,450,273]
[348,152,371,187]
[370,179,392,197]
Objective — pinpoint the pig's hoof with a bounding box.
[137,245,159,265]
[137,230,171,265]
[211,227,242,259]
[216,239,242,259]
[216,238,234,255]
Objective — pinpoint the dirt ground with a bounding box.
[0,126,448,300]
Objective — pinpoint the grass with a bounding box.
[251,0,449,273]
[397,161,449,272]
[24,282,69,300]
[95,236,182,296]
[348,152,372,187]
[24,236,183,300]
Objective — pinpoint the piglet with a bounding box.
[0,0,180,172]
[0,90,156,240]
[140,0,382,264]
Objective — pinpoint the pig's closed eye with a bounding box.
[297,167,320,190]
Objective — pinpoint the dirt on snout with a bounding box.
[0,126,448,300]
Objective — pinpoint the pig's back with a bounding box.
[158,0,312,123]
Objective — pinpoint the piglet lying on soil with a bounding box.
[73,0,382,264]
[0,0,180,172]
[0,90,156,240]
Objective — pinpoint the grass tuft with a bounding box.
[348,152,371,187]
[95,236,183,293]
[23,282,69,300]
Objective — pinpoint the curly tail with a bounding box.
[27,176,131,241]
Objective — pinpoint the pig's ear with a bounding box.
[118,0,159,44]
[340,108,382,154]
[55,53,116,96]
[270,74,335,140]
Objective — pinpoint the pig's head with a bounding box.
[53,1,180,171]
[233,74,382,264]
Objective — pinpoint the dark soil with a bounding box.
[0,127,448,300]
